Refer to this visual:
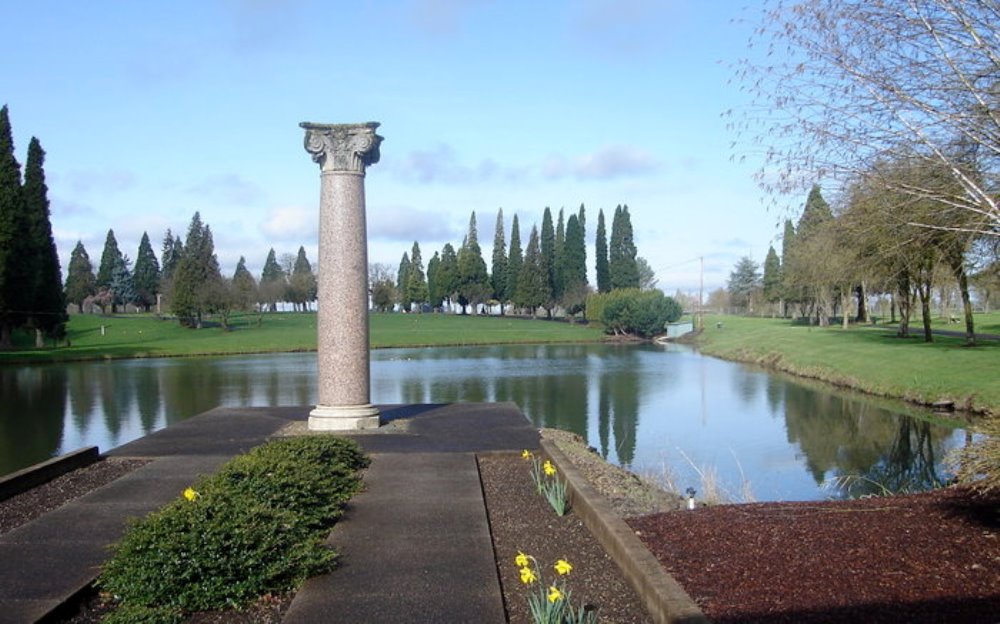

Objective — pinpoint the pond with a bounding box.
[0,343,969,501]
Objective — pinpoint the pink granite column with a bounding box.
[301,122,383,430]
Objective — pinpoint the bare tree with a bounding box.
[734,0,999,237]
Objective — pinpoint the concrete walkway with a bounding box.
[0,403,539,624]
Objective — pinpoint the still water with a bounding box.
[1,343,968,501]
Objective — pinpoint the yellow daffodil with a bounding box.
[547,585,564,603]
[183,487,198,502]
[543,460,556,476]
[519,566,537,585]
[554,559,573,575]
[515,551,530,568]
[521,449,532,460]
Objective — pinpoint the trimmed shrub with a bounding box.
[588,288,683,337]
[99,436,368,613]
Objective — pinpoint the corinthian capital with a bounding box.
[300,122,383,174]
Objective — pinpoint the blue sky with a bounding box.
[3,0,791,295]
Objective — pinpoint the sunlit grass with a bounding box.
[0,312,604,363]
[698,315,999,415]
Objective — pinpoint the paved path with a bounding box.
[0,403,539,623]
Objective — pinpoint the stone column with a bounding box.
[301,122,383,430]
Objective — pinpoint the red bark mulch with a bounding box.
[627,487,1000,623]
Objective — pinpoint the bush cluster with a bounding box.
[99,436,369,619]
[586,288,683,337]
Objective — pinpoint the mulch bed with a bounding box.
[479,453,650,623]
[628,487,1000,623]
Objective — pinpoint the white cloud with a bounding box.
[60,169,136,194]
[543,145,659,180]
[406,0,490,36]
[186,173,267,206]
[260,206,316,243]
[388,143,528,185]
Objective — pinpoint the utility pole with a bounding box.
[698,256,704,330]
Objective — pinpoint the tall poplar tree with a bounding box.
[762,245,782,316]
[65,241,96,311]
[0,105,25,347]
[595,209,610,293]
[490,208,508,313]
[560,213,588,315]
[23,136,66,340]
[554,208,566,302]
[506,215,523,314]
[438,243,459,310]
[133,232,160,312]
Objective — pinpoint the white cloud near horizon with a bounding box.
[260,206,316,243]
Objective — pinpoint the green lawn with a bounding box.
[698,315,999,415]
[0,312,605,363]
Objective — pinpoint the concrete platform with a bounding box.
[0,403,538,623]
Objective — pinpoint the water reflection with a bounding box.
[0,344,968,501]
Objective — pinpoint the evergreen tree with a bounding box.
[260,248,285,312]
[595,209,610,293]
[406,242,428,310]
[426,251,442,308]
[609,204,639,289]
[232,256,258,311]
[65,241,96,311]
[780,219,796,316]
[490,209,508,313]
[160,229,183,282]
[554,208,566,302]
[505,215,523,313]
[96,229,123,291]
[397,251,412,311]
[0,105,26,347]
[762,245,782,313]
[727,256,762,313]
[171,212,223,327]
[438,243,459,310]
[798,185,833,241]
[540,207,556,315]
[133,232,160,312]
[22,136,66,339]
[456,212,490,313]
[110,254,136,310]
[560,213,588,314]
[290,246,317,311]
[515,225,548,316]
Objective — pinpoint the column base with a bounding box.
[309,404,381,431]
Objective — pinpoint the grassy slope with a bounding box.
[697,314,999,415]
[0,312,605,363]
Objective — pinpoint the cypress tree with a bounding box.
[160,229,183,282]
[426,251,441,308]
[110,255,136,311]
[797,185,833,241]
[171,212,222,327]
[97,229,123,291]
[397,251,412,311]
[762,245,782,313]
[554,208,566,302]
[540,207,556,315]
[780,219,796,315]
[23,136,66,340]
[133,232,160,312]
[505,215,523,313]
[438,243,459,310]
[406,242,428,310]
[0,105,25,347]
[595,209,610,293]
[609,204,638,289]
[515,225,548,317]
[561,213,588,314]
[490,208,508,312]
[65,241,96,310]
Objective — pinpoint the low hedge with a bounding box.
[99,435,369,619]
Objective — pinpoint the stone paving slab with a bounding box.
[282,453,507,624]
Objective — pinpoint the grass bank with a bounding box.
[0,312,605,363]
[695,315,999,416]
